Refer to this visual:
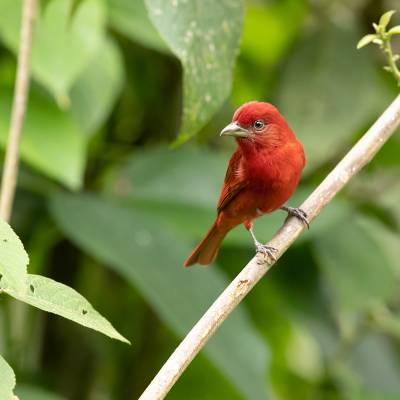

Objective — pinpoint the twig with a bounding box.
[139,94,400,400]
[383,35,400,85]
[0,0,36,222]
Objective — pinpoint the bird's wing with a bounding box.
[217,150,247,212]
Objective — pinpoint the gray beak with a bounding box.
[220,122,249,138]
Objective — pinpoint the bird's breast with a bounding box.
[242,148,304,212]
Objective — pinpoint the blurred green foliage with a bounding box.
[0,0,400,399]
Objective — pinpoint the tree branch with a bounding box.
[139,94,400,400]
[0,0,36,222]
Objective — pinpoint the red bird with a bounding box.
[184,101,307,267]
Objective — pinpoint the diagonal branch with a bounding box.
[139,94,400,400]
[0,0,37,222]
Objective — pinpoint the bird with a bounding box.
[184,101,307,267]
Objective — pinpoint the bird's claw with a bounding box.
[284,207,309,229]
[255,242,278,264]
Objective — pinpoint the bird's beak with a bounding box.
[220,122,249,138]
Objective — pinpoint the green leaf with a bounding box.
[0,86,87,189]
[0,354,16,400]
[70,37,124,134]
[352,393,400,400]
[371,306,400,341]
[347,333,400,393]
[314,215,395,313]
[106,0,168,53]
[233,0,307,104]
[356,216,400,276]
[285,324,323,381]
[0,218,28,295]
[374,173,400,226]
[0,0,106,103]
[50,192,270,400]
[240,0,307,66]
[276,26,391,170]
[107,146,227,207]
[169,353,243,400]
[388,25,400,36]
[1,274,129,344]
[379,10,396,30]
[145,0,244,142]
[33,0,106,103]
[357,34,377,49]
[16,384,65,400]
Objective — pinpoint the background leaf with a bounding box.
[16,384,65,400]
[0,0,106,103]
[70,37,124,134]
[106,0,167,53]
[314,214,395,313]
[0,87,87,189]
[347,333,400,393]
[145,0,244,142]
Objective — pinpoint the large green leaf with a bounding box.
[0,218,28,294]
[314,215,396,313]
[276,25,390,170]
[347,333,400,394]
[106,0,167,53]
[16,384,65,400]
[0,0,106,103]
[356,216,400,276]
[107,146,226,207]
[0,354,16,400]
[145,0,244,143]
[70,37,124,134]
[374,173,400,226]
[0,87,87,189]
[352,394,400,400]
[50,192,269,400]
[169,353,243,400]
[1,274,129,344]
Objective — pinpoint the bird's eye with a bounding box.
[253,120,265,131]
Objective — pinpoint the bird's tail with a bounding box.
[184,221,228,267]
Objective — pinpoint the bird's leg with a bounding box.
[244,220,277,262]
[280,206,309,229]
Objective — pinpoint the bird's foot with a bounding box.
[281,206,309,229]
[255,242,278,263]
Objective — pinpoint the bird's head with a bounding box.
[220,101,293,147]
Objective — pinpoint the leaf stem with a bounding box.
[382,34,400,85]
[0,0,37,222]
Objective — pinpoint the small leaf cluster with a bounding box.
[357,10,400,85]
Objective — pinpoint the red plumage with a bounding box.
[184,101,306,267]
